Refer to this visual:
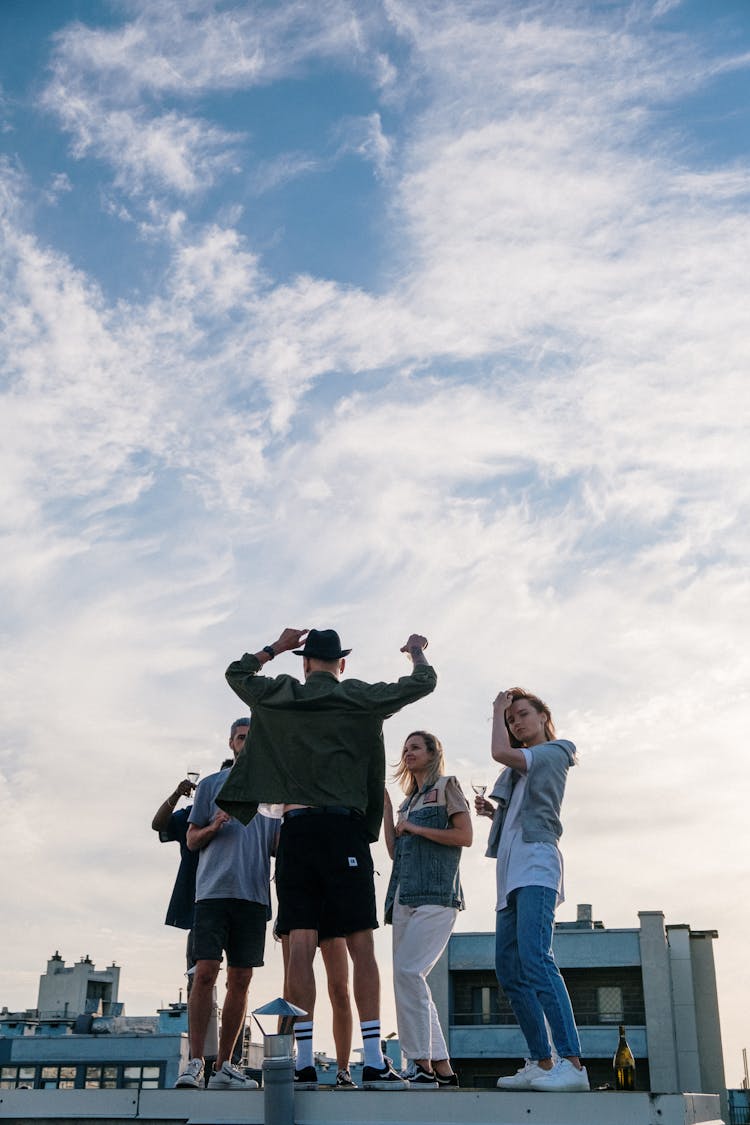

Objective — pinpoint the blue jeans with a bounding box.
[495,885,581,1060]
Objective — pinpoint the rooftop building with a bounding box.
[429,904,727,1118]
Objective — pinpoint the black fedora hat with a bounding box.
[293,628,352,659]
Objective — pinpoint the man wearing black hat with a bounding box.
[219,626,436,1089]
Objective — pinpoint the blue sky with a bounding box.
[1,0,749,1082]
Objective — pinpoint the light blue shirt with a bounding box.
[190,768,278,908]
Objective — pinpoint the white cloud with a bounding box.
[43,88,241,195]
[49,0,372,97]
[250,152,322,195]
[40,1,389,199]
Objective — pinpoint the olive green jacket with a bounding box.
[218,654,437,842]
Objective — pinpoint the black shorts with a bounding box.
[275,812,378,937]
[192,898,268,968]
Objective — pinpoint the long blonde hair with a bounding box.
[393,730,446,796]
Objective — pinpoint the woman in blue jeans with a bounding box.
[475,688,588,1092]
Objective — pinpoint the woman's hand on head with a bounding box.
[493,689,514,714]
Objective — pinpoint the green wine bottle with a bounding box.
[613,1024,636,1090]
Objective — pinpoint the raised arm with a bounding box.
[151,778,194,832]
[400,633,429,667]
[226,626,308,705]
[491,690,528,772]
[251,627,309,666]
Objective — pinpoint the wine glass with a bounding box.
[187,769,200,787]
[471,777,487,798]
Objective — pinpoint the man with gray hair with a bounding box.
[175,717,277,1091]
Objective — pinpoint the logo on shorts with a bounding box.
[348,856,358,867]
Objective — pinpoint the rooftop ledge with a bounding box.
[0,1088,724,1125]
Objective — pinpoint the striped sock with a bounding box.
[360,1020,385,1068]
[294,1021,314,1070]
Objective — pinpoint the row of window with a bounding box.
[0,1063,163,1090]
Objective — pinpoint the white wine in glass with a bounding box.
[471,778,487,798]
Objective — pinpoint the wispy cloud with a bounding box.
[334,112,393,175]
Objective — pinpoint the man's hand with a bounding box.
[400,633,428,665]
[151,777,195,831]
[272,627,308,654]
[187,810,232,851]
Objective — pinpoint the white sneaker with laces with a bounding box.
[496,1060,547,1090]
[529,1059,590,1092]
[175,1057,204,1089]
[207,1061,259,1089]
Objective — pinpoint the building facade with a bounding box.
[36,951,121,1020]
[0,953,189,1091]
[430,904,726,1111]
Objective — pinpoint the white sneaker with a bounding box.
[175,1057,204,1089]
[207,1061,259,1089]
[529,1059,590,1092]
[497,1060,546,1090]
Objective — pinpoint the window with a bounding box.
[471,985,502,1025]
[40,1065,77,1089]
[85,1065,118,1089]
[597,986,624,1023]
[1,1061,165,1091]
[1,1065,36,1089]
[122,1064,162,1089]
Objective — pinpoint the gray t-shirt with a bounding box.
[189,768,278,908]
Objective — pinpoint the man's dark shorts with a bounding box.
[192,898,268,968]
[275,811,378,936]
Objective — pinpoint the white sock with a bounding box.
[360,1020,385,1068]
[294,1021,314,1070]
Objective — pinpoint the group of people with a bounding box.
[153,625,589,1093]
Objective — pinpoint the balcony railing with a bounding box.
[453,1006,646,1027]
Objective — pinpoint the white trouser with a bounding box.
[392,897,458,1061]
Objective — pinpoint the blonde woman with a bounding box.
[383,731,472,1088]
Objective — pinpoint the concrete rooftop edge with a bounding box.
[0,1088,724,1125]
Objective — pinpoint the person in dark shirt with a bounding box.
[152,775,200,966]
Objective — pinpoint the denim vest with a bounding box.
[384,775,466,924]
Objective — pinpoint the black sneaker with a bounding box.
[334,1068,357,1089]
[362,1058,409,1090]
[294,1066,318,1089]
[435,1071,459,1088]
[410,1064,438,1088]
